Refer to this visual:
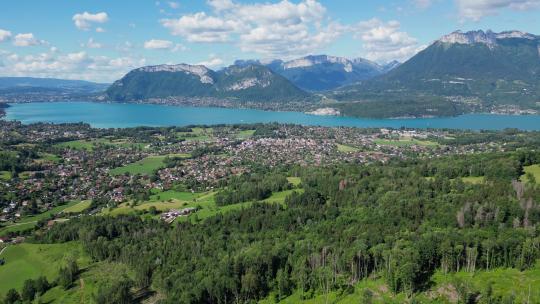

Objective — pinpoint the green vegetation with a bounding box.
[54,139,95,150]
[236,129,255,139]
[374,137,439,147]
[110,154,189,176]
[0,201,79,236]
[336,144,359,152]
[522,164,540,184]
[62,200,91,214]
[461,176,485,184]
[286,177,302,187]
[0,242,89,296]
[0,171,11,181]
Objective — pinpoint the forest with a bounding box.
[25,149,540,303]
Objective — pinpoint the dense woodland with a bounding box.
[34,150,540,303]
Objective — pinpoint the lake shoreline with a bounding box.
[3,101,540,130]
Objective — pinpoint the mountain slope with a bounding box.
[331,30,540,117]
[106,63,310,103]
[236,55,396,91]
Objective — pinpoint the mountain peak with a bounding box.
[137,64,215,84]
[438,30,538,46]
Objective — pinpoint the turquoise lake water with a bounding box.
[3,101,540,130]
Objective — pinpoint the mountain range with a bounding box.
[106,64,310,103]
[2,29,539,118]
[235,55,399,91]
[331,30,540,117]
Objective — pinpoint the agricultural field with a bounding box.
[109,153,190,176]
[62,200,91,214]
[0,171,11,181]
[460,176,486,184]
[374,137,439,147]
[336,144,360,153]
[176,127,214,141]
[236,129,255,139]
[0,242,90,297]
[54,138,146,151]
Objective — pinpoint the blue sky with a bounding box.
[1,0,539,82]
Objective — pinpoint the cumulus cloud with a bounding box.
[144,39,174,49]
[197,56,224,68]
[161,0,344,58]
[354,18,425,62]
[13,33,46,47]
[456,0,540,21]
[73,12,109,31]
[82,38,103,49]
[0,29,12,42]
[143,39,186,52]
[0,48,146,82]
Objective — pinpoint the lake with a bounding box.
[3,101,540,130]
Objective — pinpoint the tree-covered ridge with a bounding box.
[37,150,540,303]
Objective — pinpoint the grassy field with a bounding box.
[337,144,360,153]
[54,139,95,150]
[461,176,485,184]
[177,127,214,141]
[287,177,302,187]
[110,154,190,176]
[374,138,439,147]
[0,201,78,236]
[39,261,134,303]
[522,164,540,184]
[63,200,92,214]
[236,129,255,139]
[0,242,90,297]
[0,171,11,181]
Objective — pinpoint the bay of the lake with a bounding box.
[4,101,540,130]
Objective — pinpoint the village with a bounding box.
[0,120,510,236]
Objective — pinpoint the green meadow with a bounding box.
[109,153,190,176]
[522,164,540,184]
[0,242,90,297]
[374,137,439,147]
[337,144,360,152]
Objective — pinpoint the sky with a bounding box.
[1,0,539,83]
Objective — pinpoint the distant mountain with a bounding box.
[0,77,108,94]
[235,55,398,91]
[106,63,310,103]
[331,30,540,117]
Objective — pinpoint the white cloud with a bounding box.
[0,29,12,42]
[13,33,46,47]
[456,0,540,21]
[168,1,180,9]
[0,48,146,82]
[197,56,224,68]
[95,27,106,33]
[161,0,344,58]
[354,18,425,62]
[161,12,240,43]
[72,12,109,31]
[144,39,174,49]
[82,38,103,49]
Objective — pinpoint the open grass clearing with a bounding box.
[522,164,540,184]
[0,242,90,297]
[374,138,439,147]
[110,154,190,176]
[337,144,360,153]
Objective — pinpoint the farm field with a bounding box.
[337,144,360,152]
[374,137,439,147]
[54,138,146,150]
[63,200,92,214]
[109,153,190,176]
